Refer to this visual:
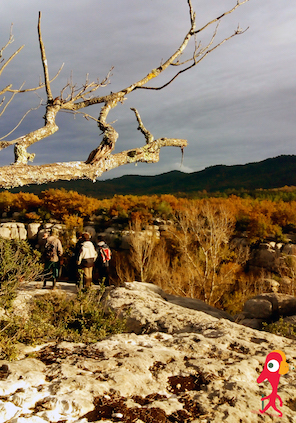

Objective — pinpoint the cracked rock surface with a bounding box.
[0,282,295,422]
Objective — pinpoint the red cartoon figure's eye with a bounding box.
[267,359,280,372]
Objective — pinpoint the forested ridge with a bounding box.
[5,155,296,198]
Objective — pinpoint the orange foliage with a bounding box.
[1,189,296,244]
[0,191,41,212]
[11,192,42,211]
[40,189,101,220]
[62,214,84,230]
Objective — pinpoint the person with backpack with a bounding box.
[95,240,111,286]
[42,227,63,289]
[77,232,97,288]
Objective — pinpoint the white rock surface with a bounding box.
[0,222,27,240]
[0,282,295,422]
[27,223,41,240]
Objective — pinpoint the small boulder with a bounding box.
[253,293,296,317]
[0,227,11,239]
[243,298,273,319]
[18,227,27,240]
[239,318,264,330]
[27,223,41,240]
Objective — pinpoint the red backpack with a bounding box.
[98,244,111,266]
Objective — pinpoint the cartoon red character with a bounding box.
[257,350,289,417]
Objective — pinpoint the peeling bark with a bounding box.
[0,138,187,188]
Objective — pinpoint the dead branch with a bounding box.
[0,0,250,184]
[0,99,42,141]
[0,137,187,188]
[130,108,154,144]
[37,11,53,101]
[6,64,64,94]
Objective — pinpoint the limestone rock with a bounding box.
[0,400,20,421]
[249,242,281,270]
[103,282,233,334]
[0,222,27,240]
[264,278,280,292]
[284,315,296,325]
[0,226,10,239]
[251,293,296,318]
[239,318,265,330]
[18,227,27,240]
[0,283,295,422]
[27,223,41,240]
[282,243,296,255]
[10,226,20,239]
[243,298,273,319]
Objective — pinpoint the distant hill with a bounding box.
[6,155,296,198]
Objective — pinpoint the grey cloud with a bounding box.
[1,0,296,181]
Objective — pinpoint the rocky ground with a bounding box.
[0,282,295,422]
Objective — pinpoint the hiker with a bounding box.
[39,230,49,257]
[69,232,83,284]
[95,240,111,286]
[42,227,63,289]
[77,232,97,288]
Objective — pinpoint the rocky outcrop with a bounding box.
[0,282,295,422]
[27,223,41,240]
[249,242,282,270]
[103,282,234,334]
[236,292,296,331]
[0,223,27,240]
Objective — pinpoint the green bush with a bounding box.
[0,288,126,359]
[263,317,296,340]
[0,239,42,309]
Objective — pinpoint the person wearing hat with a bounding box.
[42,227,63,289]
[77,232,97,288]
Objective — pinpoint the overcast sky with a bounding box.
[1,0,295,180]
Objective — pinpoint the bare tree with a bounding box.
[0,1,249,189]
[128,220,158,283]
[169,202,249,305]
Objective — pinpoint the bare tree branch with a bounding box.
[37,11,53,101]
[130,108,154,144]
[0,137,187,188]
[0,0,250,185]
[6,64,64,94]
[0,99,42,141]
[0,45,25,78]
[194,0,250,35]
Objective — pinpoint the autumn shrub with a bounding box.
[11,192,42,212]
[114,204,250,308]
[221,271,267,316]
[155,201,173,218]
[160,202,249,306]
[0,288,126,359]
[0,239,42,309]
[0,191,14,214]
[40,188,101,221]
[114,250,136,284]
[0,191,41,217]
[271,201,296,232]
[24,211,42,222]
[263,317,296,340]
[277,253,296,296]
[124,220,158,282]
